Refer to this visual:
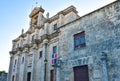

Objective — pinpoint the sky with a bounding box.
[0,0,116,72]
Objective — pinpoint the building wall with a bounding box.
[8,1,120,81]
[58,1,120,81]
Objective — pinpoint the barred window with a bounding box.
[74,31,86,49]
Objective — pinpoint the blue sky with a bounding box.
[0,0,116,72]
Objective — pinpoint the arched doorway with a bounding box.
[12,75,14,81]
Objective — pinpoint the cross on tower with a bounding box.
[35,0,38,7]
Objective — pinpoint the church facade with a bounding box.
[8,1,120,81]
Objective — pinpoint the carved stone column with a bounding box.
[22,48,29,81]
[43,39,48,81]
[101,52,108,81]
[7,53,14,81]
[31,44,38,81]
[15,51,21,81]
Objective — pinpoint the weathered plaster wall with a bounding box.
[59,1,120,81]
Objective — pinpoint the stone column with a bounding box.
[43,40,48,81]
[31,44,38,81]
[22,48,29,81]
[15,52,21,81]
[7,53,14,81]
[101,52,108,81]
[56,28,62,81]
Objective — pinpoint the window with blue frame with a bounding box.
[74,31,86,49]
[53,46,57,53]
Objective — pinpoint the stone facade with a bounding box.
[8,1,120,81]
[0,71,7,81]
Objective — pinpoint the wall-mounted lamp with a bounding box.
[44,59,48,64]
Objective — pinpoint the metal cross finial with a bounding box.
[36,2,38,6]
[35,0,38,7]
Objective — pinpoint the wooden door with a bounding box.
[50,70,55,81]
[74,65,89,81]
[27,72,31,81]
[12,75,14,81]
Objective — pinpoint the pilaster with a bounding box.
[101,52,108,81]
[31,44,38,81]
[7,53,14,81]
[43,39,48,81]
[44,21,49,35]
[22,48,29,81]
[15,52,21,81]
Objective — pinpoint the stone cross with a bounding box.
[22,29,24,34]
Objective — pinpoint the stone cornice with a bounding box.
[12,5,78,43]
[23,44,31,49]
[41,34,50,40]
[44,5,78,23]
[12,38,19,42]
[34,24,44,29]
[49,30,59,39]
[26,30,32,34]
[9,50,17,55]
[44,19,51,23]
[49,14,59,23]
[19,33,27,38]
[11,30,60,55]
[58,5,78,15]
[16,47,23,52]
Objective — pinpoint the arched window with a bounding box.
[12,75,14,81]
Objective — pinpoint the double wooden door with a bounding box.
[74,65,89,81]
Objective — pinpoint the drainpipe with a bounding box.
[101,52,108,81]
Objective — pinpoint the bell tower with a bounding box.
[29,6,45,26]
